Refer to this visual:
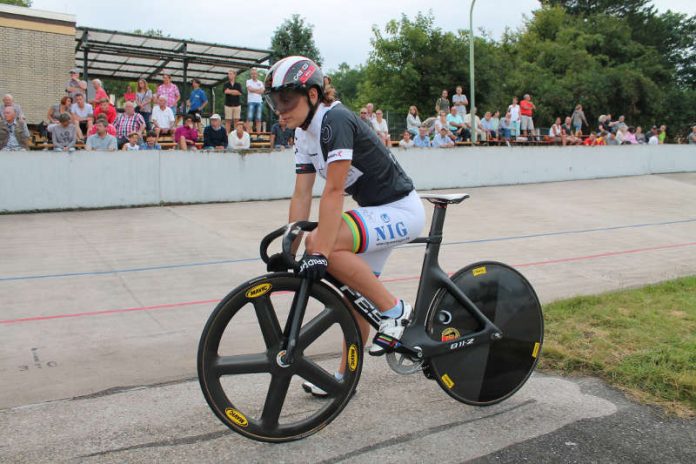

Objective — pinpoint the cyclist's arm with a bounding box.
[313,160,350,258]
[289,172,315,222]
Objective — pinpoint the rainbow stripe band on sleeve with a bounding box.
[342,210,369,254]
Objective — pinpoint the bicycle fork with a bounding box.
[279,278,312,366]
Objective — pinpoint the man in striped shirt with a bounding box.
[113,101,146,148]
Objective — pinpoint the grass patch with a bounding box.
[539,276,696,417]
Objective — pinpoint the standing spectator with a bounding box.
[87,114,117,137]
[123,84,136,103]
[246,68,265,133]
[452,86,468,118]
[174,115,199,150]
[435,89,450,114]
[413,126,432,148]
[398,130,414,149]
[549,117,563,143]
[688,126,696,144]
[406,105,421,136]
[156,73,180,114]
[500,112,513,141]
[446,106,466,140]
[658,125,667,144]
[113,101,146,147]
[481,112,498,140]
[90,79,108,107]
[151,96,176,137]
[614,115,627,133]
[359,107,370,125]
[571,104,588,135]
[507,97,521,138]
[187,78,208,129]
[365,103,376,122]
[371,109,391,146]
[93,98,117,124]
[47,96,73,125]
[270,118,294,149]
[0,106,30,150]
[648,127,660,145]
[121,132,141,151]
[203,114,228,151]
[599,114,613,133]
[66,69,86,99]
[85,120,117,151]
[71,93,93,136]
[519,94,536,138]
[432,127,455,148]
[47,113,77,151]
[635,126,647,144]
[491,111,500,135]
[3,94,24,120]
[229,120,251,150]
[223,69,243,133]
[140,131,162,150]
[135,78,153,131]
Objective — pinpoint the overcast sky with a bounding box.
[32,0,696,71]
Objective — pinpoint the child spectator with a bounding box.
[140,131,161,150]
[47,112,77,151]
[174,115,199,150]
[203,114,228,151]
[229,120,251,150]
[398,130,414,149]
[122,132,141,151]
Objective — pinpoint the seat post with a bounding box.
[428,204,448,239]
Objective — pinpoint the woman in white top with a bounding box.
[371,109,390,146]
[405,105,421,136]
[228,120,251,150]
[549,117,562,142]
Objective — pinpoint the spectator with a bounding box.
[47,96,73,125]
[481,112,498,140]
[452,86,468,118]
[157,73,180,114]
[658,125,667,144]
[606,132,620,146]
[135,78,153,131]
[90,79,108,106]
[464,108,485,142]
[93,98,117,124]
[229,120,250,150]
[87,114,117,137]
[520,94,536,138]
[223,69,243,133]
[561,117,580,145]
[623,126,638,145]
[571,104,588,135]
[599,114,612,133]
[499,112,513,141]
[140,131,161,150]
[121,132,141,151]
[3,94,24,121]
[549,117,562,143]
[583,132,600,146]
[86,120,117,151]
[507,96,521,138]
[491,111,500,135]
[246,68,264,133]
[123,84,136,103]
[371,109,390,146]
[432,127,455,148]
[65,69,86,99]
[406,105,421,136]
[203,114,228,151]
[435,89,450,114]
[398,130,414,149]
[613,115,627,133]
[113,101,146,148]
[47,112,77,151]
[413,126,432,148]
[270,118,294,149]
[365,103,375,122]
[648,126,659,145]
[433,110,450,135]
[174,115,199,150]
[688,126,696,144]
[0,106,30,150]
[151,96,176,137]
[71,93,93,136]
[446,106,467,140]
[359,107,371,125]
[187,78,208,129]
[635,126,647,144]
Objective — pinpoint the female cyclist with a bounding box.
[263,56,425,395]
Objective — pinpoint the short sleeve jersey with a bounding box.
[294,102,413,207]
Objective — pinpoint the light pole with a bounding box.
[469,0,477,144]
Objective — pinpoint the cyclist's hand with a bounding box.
[295,253,328,281]
[266,253,289,272]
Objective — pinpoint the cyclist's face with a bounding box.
[266,88,313,129]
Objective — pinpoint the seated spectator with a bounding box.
[228,120,250,150]
[464,108,485,142]
[596,131,608,145]
[613,115,627,133]
[365,103,375,122]
[481,112,498,140]
[606,132,620,145]
[433,111,450,135]
[658,125,667,144]
[549,117,563,143]
[203,114,228,151]
[270,118,294,149]
[140,131,162,150]
[113,101,146,148]
[93,98,117,124]
[499,113,513,140]
[187,78,208,130]
[371,109,390,146]
[598,114,612,133]
[3,94,24,121]
[446,107,467,141]
[90,79,108,106]
[491,111,500,135]
[47,96,73,125]
[121,132,141,151]
[86,120,117,151]
[47,113,77,151]
[413,126,432,148]
[151,96,176,137]
[432,127,455,148]
[88,115,117,137]
[560,117,579,145]
[71,93,93,136]
[174,115,199,150]
[635,126,647,144]
[648,126,659,145]
[406,106,421,136]
[0,106,30,151]
[398,130,414,149]
[688,126,696,145]
[622,126,637,144]
[359,107,370,125]
[123,84,136,103]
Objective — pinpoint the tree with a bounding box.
[0,0,32,6]
[132,29,169,38]
[270,14,322,65]
[328,63,364,110]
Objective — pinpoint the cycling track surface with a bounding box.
[1,173,695,463]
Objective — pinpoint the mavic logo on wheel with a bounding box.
[450,337,475,350]
[348,344,359,372]
[225,408,249,427]
[245,283,272,299]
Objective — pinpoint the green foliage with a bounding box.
[270,14,322,66]
[328,62,364,111]
[132,29,169,38]
[0,0,32,7]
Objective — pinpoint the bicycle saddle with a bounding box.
[420,193,470,205]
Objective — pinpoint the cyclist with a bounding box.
[264,56,425,395]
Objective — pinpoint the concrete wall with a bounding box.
[1,145,695,213]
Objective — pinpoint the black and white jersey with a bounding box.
[294,102,414,207]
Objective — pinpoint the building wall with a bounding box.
[0,5,76,124]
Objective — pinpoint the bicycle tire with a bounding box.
[197,273,362,442]
[425,261,543,405]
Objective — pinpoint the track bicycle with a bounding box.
[197,193,544,442]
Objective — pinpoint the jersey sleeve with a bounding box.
[293,129,316,174]
[321,109,355,164]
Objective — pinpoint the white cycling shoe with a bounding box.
[368,301,413,356]
[302,380,329,398]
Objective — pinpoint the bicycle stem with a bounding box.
[281,278,312,365]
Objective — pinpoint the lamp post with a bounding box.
[469,0,477,144]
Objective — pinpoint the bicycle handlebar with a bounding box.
[259,221,318,270]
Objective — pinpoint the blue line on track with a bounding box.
[1,218,695,283]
